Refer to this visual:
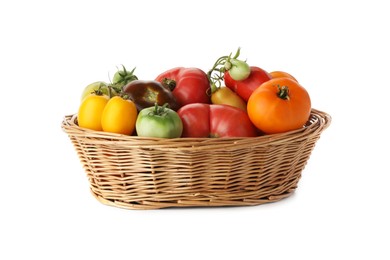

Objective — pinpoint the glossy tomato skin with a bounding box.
[177,103,210,138]
[247,78,311,134]
[269,71,298,82]
[177,103,257,138]
[224,66,272,102]
[122,80,179,111]
[211,86,247,112]
[155,67,211,107]
[101,96,138,135]
[78,94,109,131]
[80,81,110,102]
[136,105,183,138]
[228,59,251,81]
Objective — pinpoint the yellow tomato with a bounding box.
[101,96,138,135]
[78,94,109,131]
[211,86,247,112]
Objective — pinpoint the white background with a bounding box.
[1,0,389,259]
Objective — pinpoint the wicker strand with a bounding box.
[62,109,331,209]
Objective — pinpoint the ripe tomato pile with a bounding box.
[77,48,312,138]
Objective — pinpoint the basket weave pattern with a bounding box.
[62,109,331,209]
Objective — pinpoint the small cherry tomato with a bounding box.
[101,96,138,135]
[226,58,251,81]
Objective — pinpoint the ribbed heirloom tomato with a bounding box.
[155,67,211,107]
[247,78,311,134]
[178,103,257,138]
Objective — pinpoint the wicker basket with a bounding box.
[61,109,331,209]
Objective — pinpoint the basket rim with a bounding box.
[61,108,331,209]
[61,108,331,150]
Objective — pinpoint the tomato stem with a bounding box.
[207,47,243,89]
[152,103,169,116]
[93,83,106,96]
[210,83,218,94]
[108,85,112,98]
[232,47,241,59]
[113,65,138,89]
[277,85,290,100]
[162,78,176,91]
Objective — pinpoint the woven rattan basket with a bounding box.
[62,109,331,209]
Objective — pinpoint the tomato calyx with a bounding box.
[277,85,290,100]
[161,78,176,91]
[207,47,250,84]
[112,65,138,93]
[92,83,108,96]
[149,103,170,117]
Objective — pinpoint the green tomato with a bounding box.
[136,104,183,138]
[112,65,138,88]
[226,59,250,81]
[81,81,110,102]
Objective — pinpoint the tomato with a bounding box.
[210,85,247,112]
[155,67,211,107]
[80,81,110,102]
[247,78,311,134]
[177,103,257,138]
[78,94,109,131]
[122,80,179,111]
[208,48,265,101]
[269,71,298,82]
[101,96,138,135]
[112,65,138,90]
[226,58,251,81]
[224,66,272,102]
[136,104,183,138]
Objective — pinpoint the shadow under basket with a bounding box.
[61,109,331,210]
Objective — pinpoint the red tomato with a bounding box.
[155,67,211,107]
[224,66,272,102]
[177,103,257,138]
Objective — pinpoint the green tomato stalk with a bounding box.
[150,103,170,116]
[207,47,251,90]
[111,65,138,93]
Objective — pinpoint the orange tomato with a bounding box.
[269,71,298,82]
[101,96,138,135]
[78,94,109,131]
[247,78,311,134]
